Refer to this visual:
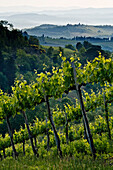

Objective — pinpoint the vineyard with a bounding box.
[0,52,113,169]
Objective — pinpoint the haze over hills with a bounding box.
[0,6,113,29]
[24,24,113,38]
[1,13,63,29]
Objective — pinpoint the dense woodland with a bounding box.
[0,21,113,169]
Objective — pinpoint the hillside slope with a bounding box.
[24,24,113,38]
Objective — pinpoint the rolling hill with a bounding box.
[24,24,113,38]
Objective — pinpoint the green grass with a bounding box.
[1,154,113,170]
[1,107,113,169]
[1,133,113,169]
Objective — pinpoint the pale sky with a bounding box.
[0,0,113,8]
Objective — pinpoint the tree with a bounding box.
[83,41,92,49]
[65,44,75,50]
[0,72,8,91]
[59,47,64,56]
[47,46,54,57]
[76,42,83,51]
[0,52,4,72]
[29,36,39,45]
[5,55,17,91]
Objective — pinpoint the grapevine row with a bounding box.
[0,53,112,158]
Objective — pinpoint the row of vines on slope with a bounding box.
[0,53,112,159]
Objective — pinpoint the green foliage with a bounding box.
[65,44,75,50]
[77,53,113,85]
[46,46,54,56]
[0,51,112,143]
[1,154,113,170]
[76,42,83,51]
[29,36,39,46]
[0,44,112,167]
[0,21,113,168]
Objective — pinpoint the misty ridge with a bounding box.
[0,6,113,29]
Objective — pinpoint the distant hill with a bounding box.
[0,13,62,29]
[1,7,113,29]
[24,24,113,38]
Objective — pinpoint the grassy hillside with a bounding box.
[0,154,113,169]
[24,24,113,38]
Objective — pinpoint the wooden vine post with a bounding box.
[22,111,38,157]
[23,138,25,156]
[46,117,50,151]
[46,96,62,157]
[71,62,96,160]
[2,134,6,158]
[3,147,6,159]
[103,93,111,140]
[65,112,69,144]
[6,116,18,158]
